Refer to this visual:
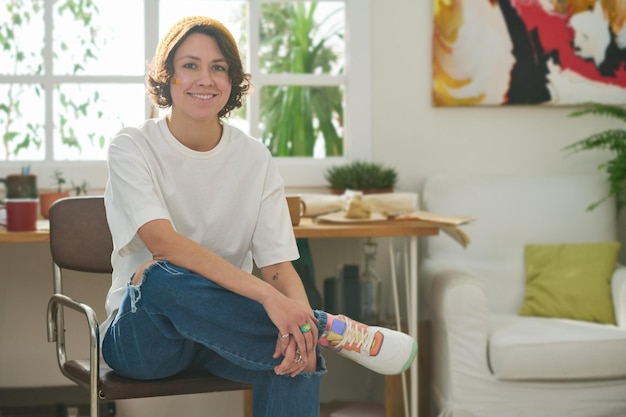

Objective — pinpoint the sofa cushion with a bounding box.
[519,242,620,324]
[488,314,626,380]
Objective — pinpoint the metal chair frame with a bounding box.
[46,196,251,417]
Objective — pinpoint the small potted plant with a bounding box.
[38,170,89,219]
[39,170,71,219]
[564,102,626,211]
[325,160,398,194]
[71,180,89,197]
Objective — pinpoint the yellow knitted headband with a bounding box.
[155,16,239,66]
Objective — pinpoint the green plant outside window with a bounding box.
[258,2,345,157]
[0,0,106,161]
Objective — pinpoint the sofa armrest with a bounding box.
[430,269,492,399]
[432,269,490,334]
[612,266,626,327]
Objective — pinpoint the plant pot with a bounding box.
[39,191,70,219]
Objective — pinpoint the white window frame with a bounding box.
[0,0,371,190]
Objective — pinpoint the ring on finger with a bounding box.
[294,349,303,363]
[300,323,312,333]
[280,333,290,340]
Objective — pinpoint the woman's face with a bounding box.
[169,32,232,122]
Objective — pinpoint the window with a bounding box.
[0,0,370,188]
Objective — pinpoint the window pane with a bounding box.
[0,0,364,189]
[259,85,344,157]
[53,1,145,75]
[0,84,45,161]
[259,1,345,75]
[0,2,44,75]
[53,84,145,160]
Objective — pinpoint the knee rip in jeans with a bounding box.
[128,260,183,313]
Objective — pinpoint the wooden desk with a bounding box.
[0,218,439,242]
[294,217,439,239]
[2,218,435,417]
[0,230,49,243]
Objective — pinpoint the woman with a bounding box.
[101,16,416,417]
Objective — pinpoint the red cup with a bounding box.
[0,198,38,231]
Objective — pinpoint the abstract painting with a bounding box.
[433,0,626,106]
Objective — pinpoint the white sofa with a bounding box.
[420,173,626,417]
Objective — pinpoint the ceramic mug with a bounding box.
[0,198,38,231]
[0,174,38,199]
[286,195,307,226]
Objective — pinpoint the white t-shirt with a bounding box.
[101,117,299,333]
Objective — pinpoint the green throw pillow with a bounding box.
[519,242,621,324]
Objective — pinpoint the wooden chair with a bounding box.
[46,196,252,417]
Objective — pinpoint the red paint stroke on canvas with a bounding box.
[511,0,626,87]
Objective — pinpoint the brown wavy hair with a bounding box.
[146,16,252,118]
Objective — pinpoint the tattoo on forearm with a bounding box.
[272,272,279,281]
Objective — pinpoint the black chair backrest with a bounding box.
[49,196,113,274]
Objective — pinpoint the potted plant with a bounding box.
[564,102,626,211]
[71,180,89,197]
[325,160,398,194]
[39,170,70,219]
[38,170,89,219]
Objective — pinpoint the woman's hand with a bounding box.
[263,293,318,376]
[273,334,307,377]
[260,261,319,376]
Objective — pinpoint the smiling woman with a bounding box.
[100,16,416,417]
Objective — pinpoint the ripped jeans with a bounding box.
[102,260,327,417]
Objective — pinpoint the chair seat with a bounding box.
[64,359,252,400]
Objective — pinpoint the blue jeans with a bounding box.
[102,260,327,417]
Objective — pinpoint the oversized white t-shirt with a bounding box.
[101,117,299,334]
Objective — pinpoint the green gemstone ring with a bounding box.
[300,323,312,333]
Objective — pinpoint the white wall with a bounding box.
[1,2,623,416]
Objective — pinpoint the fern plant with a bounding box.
[564,102,626,211]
